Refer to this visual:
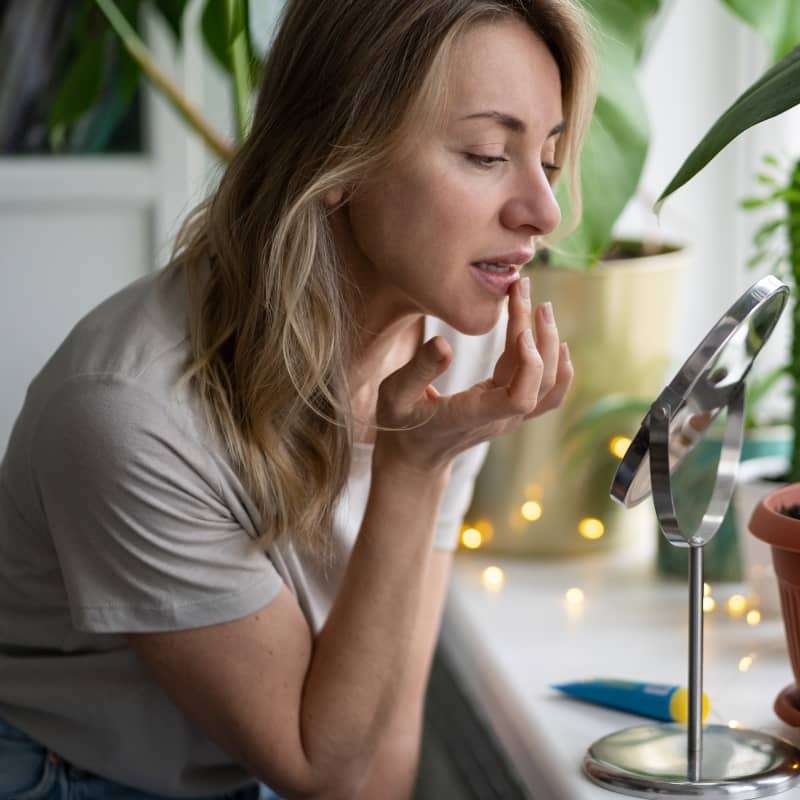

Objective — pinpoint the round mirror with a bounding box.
[610,276,788,545]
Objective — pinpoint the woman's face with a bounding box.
[337,17,564,337]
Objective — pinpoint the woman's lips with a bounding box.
[469,263,520,296]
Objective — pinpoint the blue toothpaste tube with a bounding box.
[552,679,711,723]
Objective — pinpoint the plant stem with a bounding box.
[226,0,253,142]
[789,158,800,481]
[94,0,234,162]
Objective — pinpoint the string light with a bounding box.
[738,655,754,672]
[726,594,747,617]
[703,596,716,613]
[746,610,761,626]
[609,436,632,459]
[565,587,584,605]
[461,527,482,550]
[728,720,742,729]
[704,583,711,597]
[578,517,605,540]
[521,501,543,521]
[481,566,505,592]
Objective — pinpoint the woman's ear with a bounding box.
[323,187,345,208]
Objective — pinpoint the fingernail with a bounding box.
[524,328,535,350]
[543,301,554,324]
[520,277,530,301]
[563,342,571,362]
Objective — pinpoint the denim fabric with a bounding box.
[0,716,282,800]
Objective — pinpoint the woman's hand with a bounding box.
[373,276,574,473]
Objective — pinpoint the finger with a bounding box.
[533,300,560,401]
[524,342,573,419]
[493,276,530,385]
[383,335,451,411]
[477,328,543,421]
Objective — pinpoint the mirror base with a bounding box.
[584,723,800,798]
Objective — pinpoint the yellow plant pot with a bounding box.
[464,244,688,557]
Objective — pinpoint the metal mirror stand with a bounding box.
[584,276,800,799]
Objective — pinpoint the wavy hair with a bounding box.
[171,0,596,558]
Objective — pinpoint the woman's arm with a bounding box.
[354,549,453,800]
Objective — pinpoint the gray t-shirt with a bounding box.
[0,264,505,797]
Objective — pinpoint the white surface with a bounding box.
[443,548,800,799]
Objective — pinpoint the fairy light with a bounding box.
[461,527,483,550]
[521,501,543,521]
[481,566,505,592]
[565,587,584,605]
[746,610,762,626]
[726,594,747,617]
[609,436,632,459]
[704,583,711,597]
[703,596,716,613]
[728,720,742,729]
[578,517,605,540]
[738,655,754,672]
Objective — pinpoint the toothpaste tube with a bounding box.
[552,679,710,723]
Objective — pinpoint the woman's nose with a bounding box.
[500,169,562,237]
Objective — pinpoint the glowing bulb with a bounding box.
[704,583,711,597]
[703,597,716,613]
[565,587,584,605]
[738,655,754,672]
[728,720,742,729]
[481,566,505,592]
[578,518,605,540]
[726,594,747,617]
[609,436,632,459]
[521,501,543,521]
[746,610,761,626]
[461,528,483,550]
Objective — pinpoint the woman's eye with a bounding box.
[465,153,508,169]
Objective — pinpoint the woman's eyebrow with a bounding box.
[459,110,565,138]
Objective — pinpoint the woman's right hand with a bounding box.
[373,276,574,474]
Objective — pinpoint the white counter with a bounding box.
[442,546,800,799]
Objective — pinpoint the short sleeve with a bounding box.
[32,377,284,634]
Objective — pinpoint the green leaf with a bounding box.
[552,0,660,266]
[763,153,781,167]
[740,197,770,210]
[201,0,230,72]
[48,31,107,131]
[721,0,800,63]
[746,249,769,269]
[657,45,800,209]
[564,393,653,443]
[152,0,190,43]
[756,172,777,186]
[754,217,786,246]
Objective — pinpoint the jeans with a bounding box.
[0,716,282,800]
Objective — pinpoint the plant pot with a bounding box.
[466,243,686,557]
[748,483,800,726]
[657,425,791,584]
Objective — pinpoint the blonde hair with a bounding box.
[172,0,596,558]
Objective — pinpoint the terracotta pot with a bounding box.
[748,483,800,725]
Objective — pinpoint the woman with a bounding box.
[0,0,594,797]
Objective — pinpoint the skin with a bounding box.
[320,18,575,799]
[327,16,566,415]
